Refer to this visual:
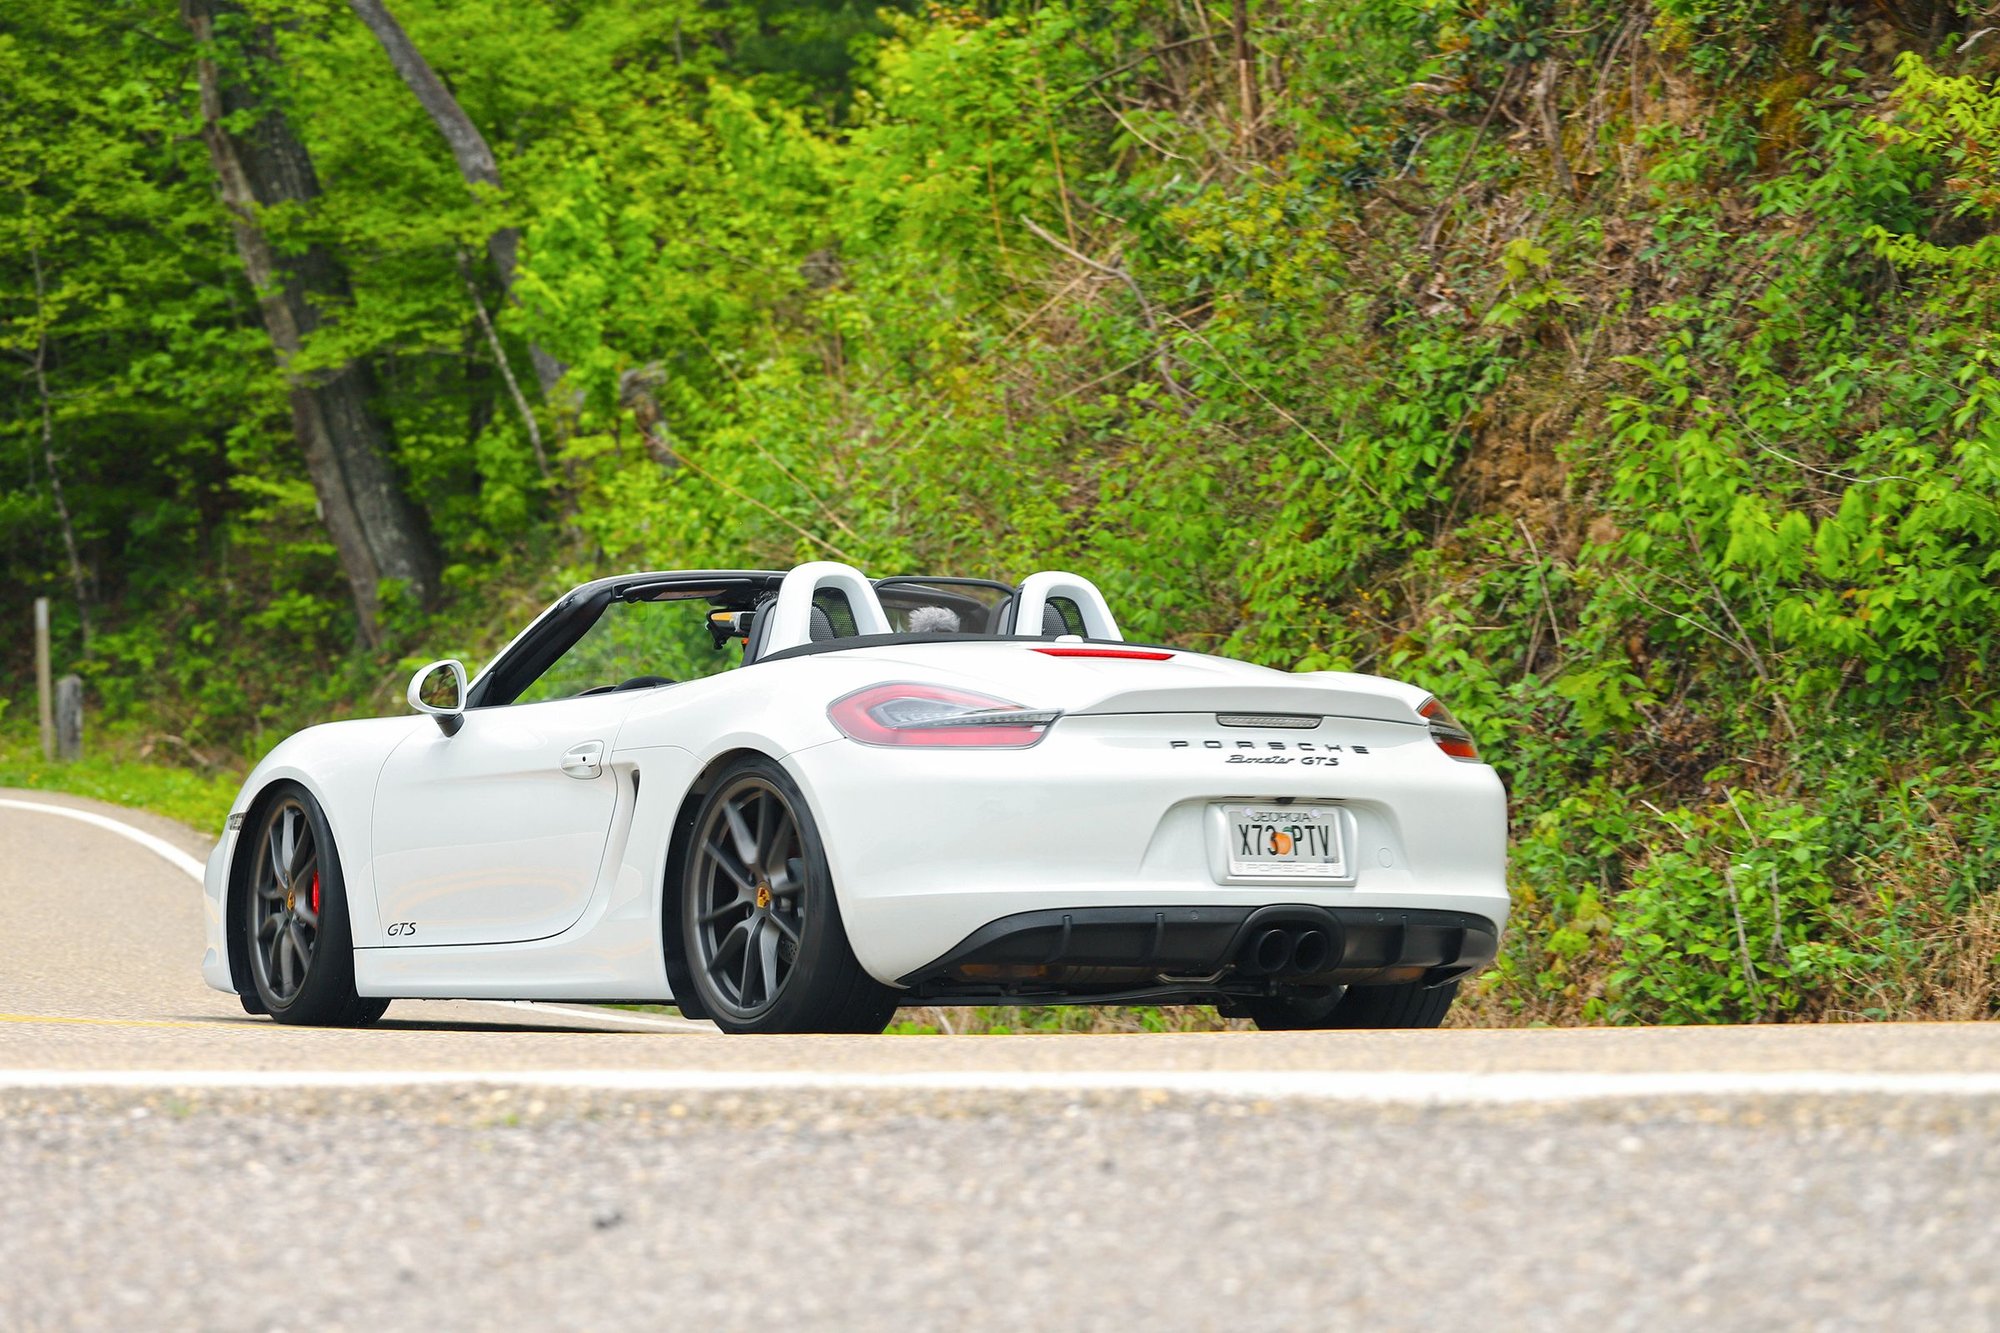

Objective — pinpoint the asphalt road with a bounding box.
[2,789,1996,1331]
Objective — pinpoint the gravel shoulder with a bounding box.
[4,1087,1996,1332]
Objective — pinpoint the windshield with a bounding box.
[501,575,1022,705]
[512,593,740,705]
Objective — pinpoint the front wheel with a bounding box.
[1244,979,1458,1031]
[243,785,389,1027]
[680,758,898,1035]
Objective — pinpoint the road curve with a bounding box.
[1,788,1996,1330]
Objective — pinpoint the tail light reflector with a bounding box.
[1419,697,1481,761]
[829,684,1058,748]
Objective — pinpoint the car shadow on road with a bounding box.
[370,1019,644,1035]
[175,1014,639,1035]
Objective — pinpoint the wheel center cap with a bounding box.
[755,883,772,910]
[285,890,295,911]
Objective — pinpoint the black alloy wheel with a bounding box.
[250,797,321,1007]
[242,786,389,1027]
[682,758,897,1034]
[691,773,806,1015]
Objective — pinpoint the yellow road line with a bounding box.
[0,1012,217,1030]
[3,1067,2000,1101]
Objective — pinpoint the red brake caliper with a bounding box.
[310,871,321,915]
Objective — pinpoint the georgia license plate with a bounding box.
[1221,805,1345,879]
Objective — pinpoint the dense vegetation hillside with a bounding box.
[4,0,1997,1023]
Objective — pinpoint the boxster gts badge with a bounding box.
[1169,738,1369,766]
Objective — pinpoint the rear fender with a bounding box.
[647,744,800,1021]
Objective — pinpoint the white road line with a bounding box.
[460,1000,712,1033]
[0,797,207,881]
[2,1069,1999,1103]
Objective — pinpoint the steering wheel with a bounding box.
[575,675,677,698]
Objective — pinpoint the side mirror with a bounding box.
[407,659,467,737]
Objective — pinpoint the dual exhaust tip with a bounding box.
[1239,926,1335,979]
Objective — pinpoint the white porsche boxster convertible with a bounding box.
[201,562,1508,1033]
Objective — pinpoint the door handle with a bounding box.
[560,741,605,780]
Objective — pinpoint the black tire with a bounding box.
[242,784,390,1027]
[680,757,898,1034]
[1246,979,1458,1031]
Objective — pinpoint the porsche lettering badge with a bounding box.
[1169,738,1369,766]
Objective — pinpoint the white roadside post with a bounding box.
[34,597,53,762]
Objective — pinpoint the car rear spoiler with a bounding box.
[1069,676,1427,725]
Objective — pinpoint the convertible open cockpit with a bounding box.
[202,559,1508,1034]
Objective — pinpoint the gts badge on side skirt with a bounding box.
[1168,738,1369,767]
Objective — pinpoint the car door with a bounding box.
[368,692,638,947]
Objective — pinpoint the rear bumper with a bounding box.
[785,715,1508,986]
[897,903,1500,1001]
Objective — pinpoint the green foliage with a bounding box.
[1607,795,1859,1022]
[1878,49,2000,220]
[1483,237,1580,329]
[0,724,240,833]
[1464,0,1557,67]
[1651,0,1785,79]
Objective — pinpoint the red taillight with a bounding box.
[1032,647,1174,660]
[828,683,1059,748]
[1419,697,1481,761]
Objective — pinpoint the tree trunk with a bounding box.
[184,0,439,646]
[458,250,548,477]
[1533,56,1577,200]
[347,0,566,399]
[26,243,96,650]
[1232,0,1260,146]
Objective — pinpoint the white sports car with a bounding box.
[201,562,1508,1033]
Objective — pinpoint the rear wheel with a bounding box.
[681,757,898,1034]
[243,786,389,1027]
[1245,979,1458,1031]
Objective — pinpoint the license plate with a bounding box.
[1220,805,1345,879]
